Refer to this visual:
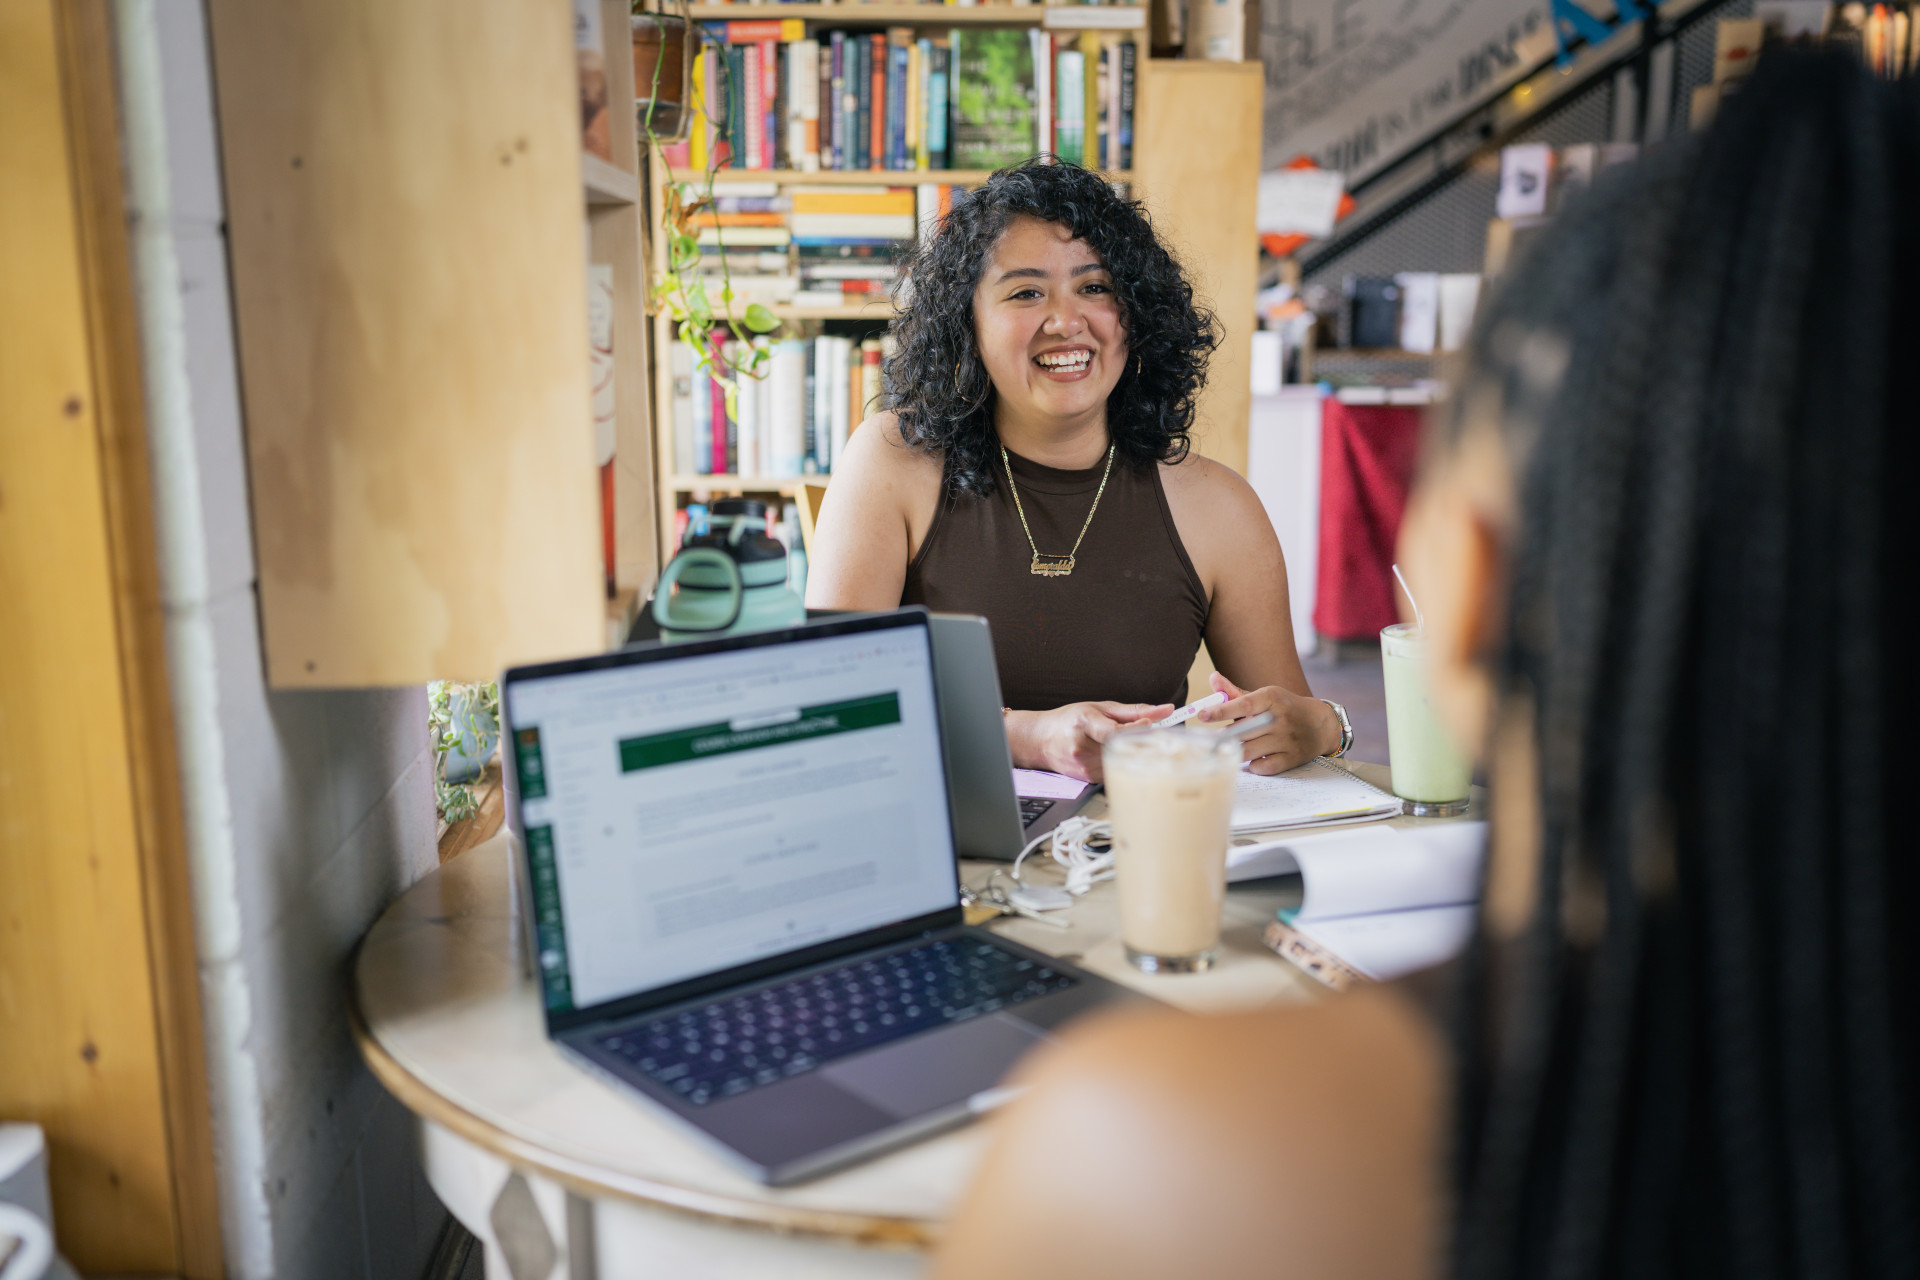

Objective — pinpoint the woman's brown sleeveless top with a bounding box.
[902,448,1209,710]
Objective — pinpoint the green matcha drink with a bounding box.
[1380,623,1472,816]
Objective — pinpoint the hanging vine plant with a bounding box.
[632,0,781,420]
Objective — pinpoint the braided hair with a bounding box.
[884,160,1220,495]
[1446,51,1920,1280]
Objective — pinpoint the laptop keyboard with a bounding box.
[597,937,1076,1107]
[1018,796,1055,828]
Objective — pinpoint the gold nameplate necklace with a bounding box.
[1000,441,1115,578]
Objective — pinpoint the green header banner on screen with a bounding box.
[618,692,902,772]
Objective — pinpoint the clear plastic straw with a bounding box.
[1392,563,1425,633]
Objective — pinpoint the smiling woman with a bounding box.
[805,162,1343,782]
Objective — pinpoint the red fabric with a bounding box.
[1313,400,1425,642]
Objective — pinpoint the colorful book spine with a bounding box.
[723,18,804,44]
[761,38,780,169]
[830,33,846,171]
[887,40,909,169]
[907,39,923,169]
[921,36,936,169]
[860,35,875,169]
[1118,41,1134,170]
[1055,48,1083,164]
[691,347,712,476]
[727,44,748,168]
[689,45,709,170]
[1031,30,1052,157]
[792,40,820,171]
[803,340,819,472]
[928,44,950,169]
[1095,40,1109,170]
[1080,32,1100,167]
[870,35,887,170]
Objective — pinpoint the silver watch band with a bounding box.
[1320,698,1354,758]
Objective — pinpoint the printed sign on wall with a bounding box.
[1261,0,1559,183]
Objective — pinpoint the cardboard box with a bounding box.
[1185,0,1259,61]
[1691,83,1722,129]
[1714,18,1766,83]
[1496,143,1554,220]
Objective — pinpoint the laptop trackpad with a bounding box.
[823,1015,1050,1118]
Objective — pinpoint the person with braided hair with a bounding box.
[805,162,1345,781]
[932,51,1920,1280]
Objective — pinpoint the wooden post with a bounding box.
[1133,59,1263,475]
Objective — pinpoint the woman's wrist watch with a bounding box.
[1320,698,1354,758]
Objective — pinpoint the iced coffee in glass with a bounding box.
[1103,727,1239,973]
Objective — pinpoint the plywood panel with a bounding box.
[596,0,661,596]
[0,3,213,1270]
[1134,60,1263,474]
[208,0,604,686]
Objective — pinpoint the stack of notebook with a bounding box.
[1228,758,1403,833]
[1241,821,1490,989]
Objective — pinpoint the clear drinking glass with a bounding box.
[1380,623,1473,816]
[1103,727,1240,973]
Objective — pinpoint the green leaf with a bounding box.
[742,303,780,334]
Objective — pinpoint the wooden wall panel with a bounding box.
[1134,60,1264,475]
[0,3,219,1271]
[597,0,661,599]
[207,0,605,687]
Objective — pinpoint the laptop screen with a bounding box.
[505,617,958,1017]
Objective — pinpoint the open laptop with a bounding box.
[927,613,1098,859]
[502,608,1144,1185]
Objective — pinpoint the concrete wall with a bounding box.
[114,3,448,1276]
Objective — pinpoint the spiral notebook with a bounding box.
[1230,759,1402,833]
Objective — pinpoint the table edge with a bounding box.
[346,937,942,1250]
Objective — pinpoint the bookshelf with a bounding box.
[644,19,1259,560]
[773,301,897,319]
[687,3,1147,27]
[706,167,1132,184]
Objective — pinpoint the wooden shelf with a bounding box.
[704,167,1133,185]
[772,302,896,319]
[667,474,820,492]
[686,3,1145,27]
[583,153,641,204]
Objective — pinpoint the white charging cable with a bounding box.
[1011,814,1114,900]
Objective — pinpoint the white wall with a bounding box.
[114,3,448,1276]
[1245,387,1324,658]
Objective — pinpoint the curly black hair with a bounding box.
[883,160,1220,495]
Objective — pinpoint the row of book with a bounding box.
[689,1,1142,7]
[668,336,896,477]
[694,183,954,306]
[661,22,1137,173]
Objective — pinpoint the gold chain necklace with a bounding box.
[1000,442,1115,578]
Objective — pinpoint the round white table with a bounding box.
[351,763,1472,1278]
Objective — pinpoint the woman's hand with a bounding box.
[1004,702,1174,782]
[1194,672,1342,775]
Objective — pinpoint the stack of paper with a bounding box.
[1234,822,1489,984]
[1230,759,1402,832]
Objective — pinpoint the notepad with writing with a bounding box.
[1237,822,1489,986]
[1230,759,1402,832]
